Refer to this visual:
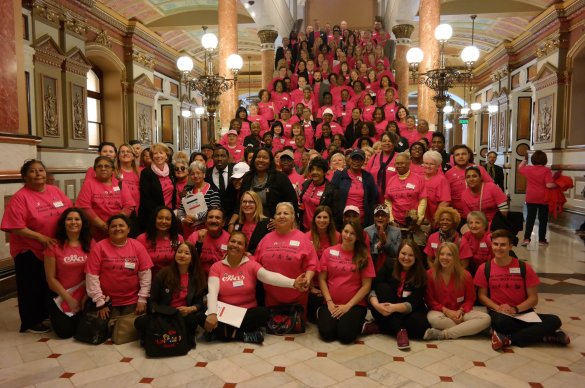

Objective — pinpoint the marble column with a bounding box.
[392,24,415,107]
[257,28,278,90]
[418,0,440,130]
[218,0,238,132]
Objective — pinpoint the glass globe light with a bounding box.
[201,32,218,50]
[470,102,482,111]
[181,109,192,118]
[406,47,424,64]
[195,106,205,116]
[177,56,194,72]
[227,54,244,71]
[443,105,454,114]
[461,45,480,63]
[488,104,499,113]
[444,121,453,129]
[460,107,470,115]
[434,24,453,41]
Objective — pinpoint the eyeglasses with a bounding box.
[242,200,255,205]
[175,166,186,172]
[95,165,113,169]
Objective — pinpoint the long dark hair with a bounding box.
[310,206,337,252]
[249,148,276,175]
[157,242,207,297]
[55,207,92,253]
[145,206,181,247]
[392,239,426,288]
[343,220,369,270]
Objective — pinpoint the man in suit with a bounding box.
[486,151,505,191]
[431,132,451,173]
[205,146,234,210]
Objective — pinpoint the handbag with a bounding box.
[74,300,109,345]
[111,312,141,345]
[143,305,192,358]
[266,304,306,335]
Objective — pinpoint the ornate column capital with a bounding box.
[392,24,415,45]
[257,29,278,51]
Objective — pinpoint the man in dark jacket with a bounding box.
[486,151,505,191]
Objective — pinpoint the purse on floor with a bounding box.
[266,304,306,335]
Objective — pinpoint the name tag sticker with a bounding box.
[233,280,244,288]
[220,244,228,251]
[388,166,396,172]
[317,191,323,197]
[124,261,136,270]
[510,267,521,274]
[113,186,120,192]
[53,201,64,208]
[290,240,300,247]
[330,250,340,256]
[406,183,416,190]
[457,296,465,303]
[402,291,411,298]
[431,243,438,249]
[357,176,362,182]
[479,242,488,248]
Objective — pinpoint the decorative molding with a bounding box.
[533,62,563,91]
[137,103,153,144]
[257,29,278,51]
[64,48,92,76]
[63,10,88,37]
[535,94,554,144]
[32,0,61,25]
[71,84,87,140]
[0,134,42,145]
[94,30,112,48]
[131,47,155,70]
[41,75,60,137]
[130,74,157,99]
[490,66,509,82]
[392,24,415,44]
[33,35,65,68]
[536,38,561,57]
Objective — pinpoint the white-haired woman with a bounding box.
[423,150,451,225]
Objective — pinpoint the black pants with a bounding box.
[14,251,49,332]
[318,305,366,344]
[489,311,561,347]
[524,203,549,242]
[47,298,80,339]
[197,306,268,341]
[307,293,324,323]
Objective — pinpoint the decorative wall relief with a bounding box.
[71,84,86,140]
[498,110,506,151]
[535,94,553,143]
[137,103,152,144]
[42,75,59,137]
[489,114,497,149]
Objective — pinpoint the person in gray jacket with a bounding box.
[365,204,402,271]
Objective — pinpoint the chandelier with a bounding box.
[407,15,480,132]
[176,26,243,142]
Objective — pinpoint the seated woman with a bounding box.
[424,207,473,268]
[44,208,94,338]
[136,206,183,277]
[306,205,340,322]
[135,242,207,347]
[231,191,272,255]
[462,211,493,276]
[367,240,429,350]
[255,202,318,309]
[318,220,375,344]
[424,242,491,340]
[85,214,153,343]
[203,231,306,344]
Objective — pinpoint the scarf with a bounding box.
[438,229,457,243]
[151,163,170,177]
[376,150,395,195]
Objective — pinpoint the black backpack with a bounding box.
[143,305,193,358]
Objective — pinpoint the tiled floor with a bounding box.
[1,225,585,387]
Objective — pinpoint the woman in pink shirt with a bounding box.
[462,211,493,275]
[372,107,389,139]
[85,214,153,343]
[44,207,94,338]
[318,220,376,344]
[231,191,271,255]
[423,242,491,341]
[424,206,473,267]
[395,105,409,135]
[422,151,451,225]
[76,156,135,241]
[204,231,306,344]
[461,166,508,223]
[361,93,376,122]
[409,142,426,177]
[255,202,318,308]
[366,132,398,203]
[173,158,190,212]
[518,151,556,246]
[258,89,276,123]
[136,206,183,277]
[1,159,73,333]
[116,144,141,217]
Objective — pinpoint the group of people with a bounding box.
[0,17,568,354]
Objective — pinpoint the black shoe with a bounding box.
[24,323,50,334]
[241,330,264,344]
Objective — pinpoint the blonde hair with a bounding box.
[150,143,170,158]
[432,242,467,290]
[239,191,267,223]
[433,206,461,226]
[174,151,189,165]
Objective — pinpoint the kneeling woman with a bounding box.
[85,215,153,341]
[204,231,306,344]
[135,242,207,346]
[318,220,375,344]
[368,240,429,350]
[424,242,491,340]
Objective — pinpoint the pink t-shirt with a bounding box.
[258,101,276,122]
[385,173,427,225]
[187,230,229,274]
[424,231,473,261]
[301,121,316,150]
[409,162,425,177]
[272,92,292,113]
[209,258,262,309]
[461,182,507,221]
[136,233,184,275]
[383,103,397,123]
[425,270,476,312]
[170,273,189,308]
[474,258,540,306]
[366,152,397,186]
[301,182,326,231]
[518,165,553,205]
[401,129,420,146]
[424,174,451,222]
[444,165,493,214]
[315,122,343,138]
[361,105,375,122]
[320,244,375,306]
[374,120,388,139]
[336,101,356,128]
[45,242,94,289]
[255,229,318,306]
[305,230,340,260]
[346,170,366,223]
[248,114,270,135]
[462,231,493,270]
[226,144,245,163]
[287,170,305,195]
[1,185,72,259]
[85,238,153,306]
[119,169,140,211]
[159,175,174,209]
